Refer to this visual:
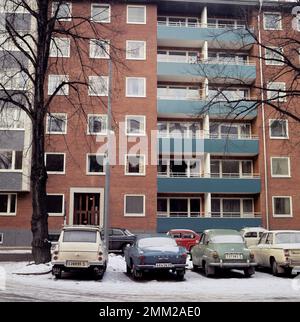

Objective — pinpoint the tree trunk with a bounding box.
[30,119,51,264]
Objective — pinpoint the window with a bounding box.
[87,115,107,135]
[157,198,201,217]
[91,4,111,23]
[0,151,22,170]
[52,2,72,21]
[263,13,282,30]
[211,198,254,218]
[0,108,24,129]
[272,197,292,217]
[265,47,284,65]
[125,154,145,175]
[90,39,110,58]
[157,198,168,215]
[126,116,145,136]
[0,194,17,215]
[88,76,108,96]
[50,38,70,58]
[48,75,69,95]
[267,82,286,102]
[87,154,105,175]
[269,119,288,139]
[127,5,146,24]
[124,195,145,216]
[0,233,3,244]
[126,77,146,97]
[271,157,290,177]
[46,113,67,134]
[126,41,146,60]
[45,153,65,174]
[46,194,64,216]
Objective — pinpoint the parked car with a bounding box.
[51,225,108,280]
[240,227,267,247]
[167,229,201,252]
[191,229,256,277]
[124,235,187,280]
[108,228,136,253]
[250,230,300,276]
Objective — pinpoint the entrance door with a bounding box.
[73,193,100,225]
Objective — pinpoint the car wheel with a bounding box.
[132,265,143,280]
[271,259,280,276]
[126,263,131,275]
[192,263,199,271]
[176,269,185,281]
[52,266,62,279]
[244,267,255,278]
[204,262,215,277]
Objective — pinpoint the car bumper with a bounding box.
[52,261,105,268]
[209,262,257,268]
[136,264,187,270]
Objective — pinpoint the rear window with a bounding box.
[244,232,257,238]
[275,232,300,244]
[211,235,244,244]
[138,237,177,248]
[182,233,194,239]
[63,230,97,243]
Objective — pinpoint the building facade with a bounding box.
[0,0,300,246]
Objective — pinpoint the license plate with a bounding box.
[225,253,243,260]
[66,261,88,267]
[156,263,173,268]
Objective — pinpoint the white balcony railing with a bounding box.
[157,212,262,218]
[157,20,247,30]
[158,172,260,179]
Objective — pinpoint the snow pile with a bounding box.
[13,262,52,275]
[107,254,126,273]
[0,249,31,254]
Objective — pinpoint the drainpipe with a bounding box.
[257,0,270,230]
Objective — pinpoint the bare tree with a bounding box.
[0,0,122,263]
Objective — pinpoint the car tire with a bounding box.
[271,259,280,276]
[176,270,185,281]
[244,267,255,278]
[132,265,143,280]
[52,267,62,279]
[204,262,215,277]
[192,263,199,271]
[126,264,131,275]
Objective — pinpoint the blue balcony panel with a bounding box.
[157,99,258,119]
[157,217,262,233]
[157,177,261,194]
[158,138,259,155]
[157,62,256,84]
[157,25,254,49]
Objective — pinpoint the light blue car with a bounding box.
[124,235,187,280]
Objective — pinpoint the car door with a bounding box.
[253,233,268,266]
[261,233,274,267]
[196,233,207,267]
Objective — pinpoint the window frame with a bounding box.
[46,113,67,135]
[265,47,284,66]
[91,3,111,23]
[269,119,289,139]
[272,196,293,218]
[89,39,110,59]
[270,156,291,178]
[263,12,282,31]
[125,115,146,136]
[126,40,146,60]
[0,193,17,216]
[126,5,147,25]
[0,150,23,172]
[46,193,65,217]
[49,37,71,58]
[125,154,146,176]
[267,82,286,102]
[124,194,146,217]
[52,2,72,22]
[45,152,66,175]
[86,153,106,175]
[125,77,146,98]
[48,74,69,96]
[87,114,108,135]
[88,76,109,96]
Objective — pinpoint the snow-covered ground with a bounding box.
[1,254,300,302]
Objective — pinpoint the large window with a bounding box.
[126,115,145,136]
[157,121,202,138]
[127,5,146,24]
[50,38,70,57]
[157,198,201,217]
[87,115,107,135]
[271,157,290,177]
[272,197,292,217]
[263,13,282,30]
[0,194,17,216]
[211,198,254,218]
[124,195,145,216]
[209,122,251,139]
[0,151,22,170]
[91,4,111,23]
[125,155,145,175]
[46,194,64,216]
[126,77,146,97]
[269,119,288,139]
[48,75,69,95]
[52,2,72,21]
[88,76,108,96]
[46,113,67,134]
[0,108,24,129]
[90,39,110,59]
[126,41,146,60]
[87,154,105,175]
[158,159,201,178]
[45,153,65,174]
[210,159,253,178]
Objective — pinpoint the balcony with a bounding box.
[157,175,261,194]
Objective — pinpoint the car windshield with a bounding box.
[63,230,97,243]
[125,229,134,236]
[210,235,244,244]
[275,232,300,244]
[138,237,177,248]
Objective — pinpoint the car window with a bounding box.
[138,237,177,248]
[258,233,268,245]
[182,233,194,239]
[259,232,264,238]
[244,232,257,238]
[211,235,244,244]
[201,234,207,244]
[266,233,273,245]
[275,232,300,244]
[172,233,181,238]
[113,229,124,236]
[63,230,97,243]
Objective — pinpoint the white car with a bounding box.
[240,227,267,247]
[250,230,300,276]
[51,225,108,280]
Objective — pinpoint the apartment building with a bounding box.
[0,0,299,246]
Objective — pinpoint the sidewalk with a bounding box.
[0,247,33,262]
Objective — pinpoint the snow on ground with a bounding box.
[0,250,31,254]
[13,262,52,275]
[1,254,300,302]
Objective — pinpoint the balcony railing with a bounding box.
[157,212,262,218]
[158,172,260,179]
[157,21,247,30]
[209,133,259,140]
[157,132,258,140]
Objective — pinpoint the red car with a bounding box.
[167,229,201,252]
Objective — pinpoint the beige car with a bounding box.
[51,225,108,280]
[250,230,300,276]
[240,227,267,248]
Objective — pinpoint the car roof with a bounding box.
[204,229,240,236]
[168,229,197,233]
[241,227,267,232]
[266,230,300,234]
[63,225,100,231]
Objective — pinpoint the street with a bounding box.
[1,255,300,302]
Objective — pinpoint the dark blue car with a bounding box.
[124,235,187,280]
